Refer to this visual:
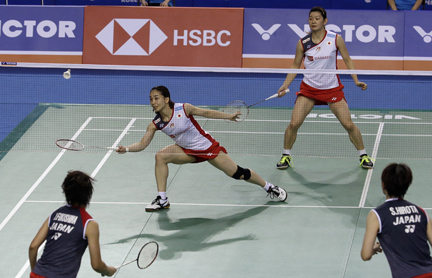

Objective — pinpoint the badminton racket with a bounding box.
[222,89,289,122]
[102,241,159,276]
[55,139,117,151]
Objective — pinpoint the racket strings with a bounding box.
[137,242,159,269]
[56,139,84,151]
[222,100,249,122]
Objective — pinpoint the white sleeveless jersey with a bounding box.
[301,30,341,90]
[153,103,214,150]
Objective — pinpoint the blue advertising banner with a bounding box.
[404,12,432,57]
[243,8,406,69]
[49,0,137,5]
[0,6,84,63]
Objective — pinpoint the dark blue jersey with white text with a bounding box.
[33,205,93,278]
[373,199,432,278]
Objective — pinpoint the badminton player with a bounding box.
[116,85,287,212]
[275,6,374,170]
[361,163,432,278]
[29,171,116,278]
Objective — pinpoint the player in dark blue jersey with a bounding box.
[361,163,432,278]
[29,171,116,278]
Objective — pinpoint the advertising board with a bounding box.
[0,6,84,63]
[83,7,243,67]
[243,9,406,70]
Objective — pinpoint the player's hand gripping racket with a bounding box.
[102,241,159,276]
[222,89,289,122]
[55,139,117,151]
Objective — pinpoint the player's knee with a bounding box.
[155,151,168,163]
[288,121,302,130]
[342,121,356,132]
[232,165,251,180]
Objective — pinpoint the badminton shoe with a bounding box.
[145,196,170,212]
[267,186,287,202]
[359,154,374,169]
[276,154,293,169]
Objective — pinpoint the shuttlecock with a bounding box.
[63,69,71,79]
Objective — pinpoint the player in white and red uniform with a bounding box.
[153,102,225,162]
[116,86,288,211]
[276,6,373,170]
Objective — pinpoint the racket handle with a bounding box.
[265,89,289,101]
[101,267,120,276]
[107,147,117,150]
[265,93,279,100]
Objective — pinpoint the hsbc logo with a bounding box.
[413,26,432,43]
[96,18,167,56]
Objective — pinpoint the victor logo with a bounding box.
[96,19,167,55]
[413,26,432,43]
[251,24,281,40]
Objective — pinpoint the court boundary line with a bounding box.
[0,117,93,233]
[359,122,385,208]
[89,116,432,125]
[22,200,432,211]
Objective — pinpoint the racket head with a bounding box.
[55,139,84,151]
[136,241,159,269]
[222,100,249,122]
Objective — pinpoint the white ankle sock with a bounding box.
[358,149,367,156]
[264,182,274,191]
[158,192,167,201]
[283,149,291,156]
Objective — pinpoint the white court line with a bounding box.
[0,117,93,233]
[23,200,432,210]
[15,118,136,278]
[83,127,432,138]
[359,122,385,208]
[90,118,136,178]
[90,116,432,125]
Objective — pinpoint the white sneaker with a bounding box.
[267,186,287,202]
[145,196,170,212]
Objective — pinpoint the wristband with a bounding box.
[126,147,129,152]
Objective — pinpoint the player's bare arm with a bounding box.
[86,221,116,276]
[29,218,49,270]
[117,123,156,153]
[279,40,304,96]
[337,35,367,90]
[185,103,239,121]
[361,211,382,261]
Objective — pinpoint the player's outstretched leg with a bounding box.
[208,153,288,202]
[266,184,287,202]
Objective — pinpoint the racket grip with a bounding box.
[107,147,117,150]
[265,93,280,100]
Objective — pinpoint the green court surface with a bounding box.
[0,104,431,277]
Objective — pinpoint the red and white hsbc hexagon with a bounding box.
[83,7,243,67]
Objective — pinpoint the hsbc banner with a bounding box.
[0,6,84,63]
[83,7,243,67]
[243,9,407,69]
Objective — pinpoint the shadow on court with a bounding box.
[108,205,270,260]
[288,166,364,196]
[286,166,368,225]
